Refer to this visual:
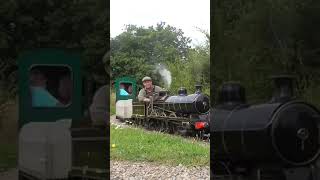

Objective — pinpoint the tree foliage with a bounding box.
[0,0,108,99]
[168,33,210,95]
[111,22,210,95]
[212,0,320,106]
[111,22,192,83]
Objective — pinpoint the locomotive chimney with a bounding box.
[195,84,202,94]
[270,75,295,103]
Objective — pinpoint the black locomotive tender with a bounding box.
[212,75,320,180]
[126,85,210,138]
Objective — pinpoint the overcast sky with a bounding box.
[110,0,210,46]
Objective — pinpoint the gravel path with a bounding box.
[111,160,210,180]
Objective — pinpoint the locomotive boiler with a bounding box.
[160,85,210,115]
[211,75,320,180]
[141,85,210,137]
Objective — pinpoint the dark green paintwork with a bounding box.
[18,49,82,128]
[115,76,137,101]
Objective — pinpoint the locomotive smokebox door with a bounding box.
[18,49,82,179]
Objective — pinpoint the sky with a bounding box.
[110,0,210,46]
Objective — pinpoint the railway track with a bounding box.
[111,115,210,142]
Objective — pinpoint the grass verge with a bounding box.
[110,91,116,115]
[110,125,209,167]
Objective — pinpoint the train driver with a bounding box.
[138,76,163,102]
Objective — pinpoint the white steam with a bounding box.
[155,64,172,88]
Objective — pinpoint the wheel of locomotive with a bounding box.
[169,112,177,118]
[149,111,158,129]
[196,130,203,140]
[153,111,161,131]
[153,110,160,131]
[130,115,134,125]
[168,112,177,134]
[134,116,139,126]
[145,111,158,129]
[159,112,167,132]
[152,111,162,131]
[135,117,139,126]
[144,118,150,128]
[128,116,133,125]
[211,161,233,180]
[138,117,143,127]
[18,171,28,180]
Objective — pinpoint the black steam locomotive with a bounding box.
[129,85,210,138]
[211,75,320,180]
[155,85,210,115]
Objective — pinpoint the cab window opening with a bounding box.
[119,82,133,96]
[29,65,73,108]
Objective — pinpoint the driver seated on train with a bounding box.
[138,76,163,102]
[119,83,129,96]
[29,69,60,107]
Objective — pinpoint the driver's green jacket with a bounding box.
[138,85,163,102]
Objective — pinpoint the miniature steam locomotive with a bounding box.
[115,77,210,139]
[211,75,320,180]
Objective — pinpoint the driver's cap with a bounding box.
[142,76,152,82]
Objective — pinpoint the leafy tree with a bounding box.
[168,30,210,95]
[212,0,320,106]
[0,0,109,99]
[110,22,192,85]
[111,22,211,96]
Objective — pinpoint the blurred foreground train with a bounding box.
[212,75,320,180]
[114,77,210,139]
[18,49,108,180]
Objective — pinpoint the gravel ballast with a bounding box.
[111,160,210,180]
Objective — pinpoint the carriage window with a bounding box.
[119,82,133,96]
[29,65,72,108]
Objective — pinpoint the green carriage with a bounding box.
[114,76,147,122]
[114,76,137,101]
[18,49,108,180]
